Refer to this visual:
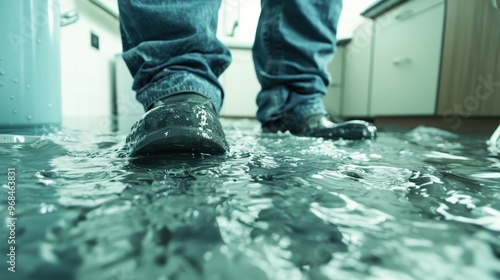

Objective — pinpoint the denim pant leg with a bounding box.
[253,0,342,123]
[118,0,231,112]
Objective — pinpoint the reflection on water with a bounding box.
[0,121,499,280]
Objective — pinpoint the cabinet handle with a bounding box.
[392,57,411,65]
[492,0,499,10]
[395,10,413,20]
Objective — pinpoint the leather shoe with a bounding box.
[126,93,229,156]
[262,114,377,140]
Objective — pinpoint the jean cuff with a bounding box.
[291,99,327,119]
[256,85,327,123]
[136,71,223,112]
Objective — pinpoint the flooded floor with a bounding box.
[1,119,499,280]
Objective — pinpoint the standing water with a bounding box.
[0,120,499,280]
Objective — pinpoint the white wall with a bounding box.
[337,0,378,39]
[63,0,377,121]
[218,0,260,46]
[218,0,377,43]
[60,0,121,118]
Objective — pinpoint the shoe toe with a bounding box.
[126,102,229,157]
[298,115,377,140]
[336,120,377,140]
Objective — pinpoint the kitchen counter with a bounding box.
[361,0,408,18]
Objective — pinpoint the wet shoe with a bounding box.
[126,93,229,156]
[262,114,377,140]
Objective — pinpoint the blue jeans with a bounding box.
[118,0,342,123]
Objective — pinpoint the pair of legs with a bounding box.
[119,0,376,156]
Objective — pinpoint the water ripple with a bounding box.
[1,123,499,280]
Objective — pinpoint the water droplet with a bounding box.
[0,57,4,61]
[10,95,14,100]
[26,84,31,89]
[37,39,42,44]
[203,251,213,261]
[220,245,229,254]
[27,115,32,120]
[0,82,4,87]
[12,78,18,84]
[0,70,5,76]
[48,103,52,108]
[13,110,17,114]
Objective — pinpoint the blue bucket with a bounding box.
[0,0,61,128]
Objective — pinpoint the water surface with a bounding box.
[1,120,499,280]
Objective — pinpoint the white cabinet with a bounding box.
[324,46,345,116]
[370,0,445,116]
[342,21,374,116]
[219,49,260,117]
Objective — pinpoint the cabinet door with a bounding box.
[219,49,260,117]
[324,46,345,116]
[437,0,500,116]
[370,0,445,116]
[342,21,374,117]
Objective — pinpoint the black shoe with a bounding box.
[126,93,229,156]
[262,114,377,140]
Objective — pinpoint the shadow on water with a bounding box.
[0,122,499,280]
